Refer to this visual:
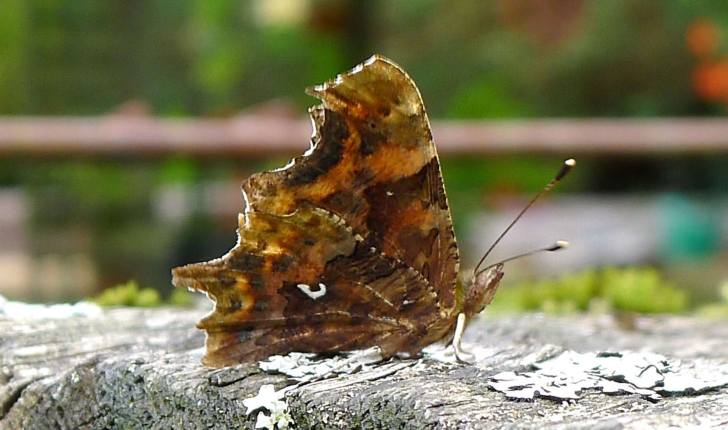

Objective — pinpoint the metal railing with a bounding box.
[1,116,727,157]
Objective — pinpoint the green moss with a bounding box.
[601,266,688,314]
[695,280,728,319]
[168,288,195,307]
[92,280,160,307]
[695,303,728,319]
[488,269,599,314]
[487,266,690,315]
[91,280,194,308]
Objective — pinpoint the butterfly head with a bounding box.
[463,263,505,319]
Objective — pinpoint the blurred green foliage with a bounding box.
[488,266,689,314]
[25,161,175,290]
[441,155,584,234]
[0,0,725,117]
[2,0,728,307]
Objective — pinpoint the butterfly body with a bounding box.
[172,55,503,367]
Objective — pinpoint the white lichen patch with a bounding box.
[260,348,383,381]
[487,350,728,402]
[243,384,293,430]
[0,294,102,320]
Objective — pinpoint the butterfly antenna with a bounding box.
[478,241,569,274]
[472,158,576,276]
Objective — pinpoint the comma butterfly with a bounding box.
[173,55,541,367]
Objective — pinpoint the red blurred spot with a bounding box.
[693,62,728,101]
[686,19,720,58]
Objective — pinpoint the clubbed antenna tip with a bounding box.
[473,159,576,276]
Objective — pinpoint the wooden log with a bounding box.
[2,308,727,429]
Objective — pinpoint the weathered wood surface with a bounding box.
[2,307,727,429]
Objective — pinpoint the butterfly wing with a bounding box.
[245,55,461,314]
[172,56,462,366]
[173,206,437,366]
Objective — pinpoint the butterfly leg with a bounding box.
[452,313,474,364]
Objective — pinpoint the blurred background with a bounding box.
[1,0,727,312]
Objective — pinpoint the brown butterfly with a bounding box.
[172,55,565,367]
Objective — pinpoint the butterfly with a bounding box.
[173,55,515,367]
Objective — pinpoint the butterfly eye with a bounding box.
[366,119,379,130]
[378,107,391,117]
